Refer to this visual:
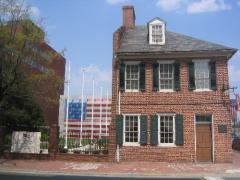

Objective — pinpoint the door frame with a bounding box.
[194,114,214,162]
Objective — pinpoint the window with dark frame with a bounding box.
[124,115,139,144]
[159,115,174,144]
[159,63,174,90]
[194,61,210,90]
[125,64,139,91]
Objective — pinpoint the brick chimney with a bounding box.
[123,6,135,29]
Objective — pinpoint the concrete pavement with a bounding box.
[0,151,240,178]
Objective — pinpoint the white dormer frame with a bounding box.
[149,18,166,45]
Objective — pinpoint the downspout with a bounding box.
[116,69,120,162]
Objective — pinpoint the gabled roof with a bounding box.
[118,26,237,55]
[147,17,166,25]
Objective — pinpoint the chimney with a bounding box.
[123,6,135,29]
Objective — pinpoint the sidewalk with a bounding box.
[0,151,240,177]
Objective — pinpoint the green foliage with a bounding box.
[0,0,64,129]
[0,73,45,131]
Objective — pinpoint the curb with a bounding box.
[1,168,240,178]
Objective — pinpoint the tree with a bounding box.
[0,0,64,128]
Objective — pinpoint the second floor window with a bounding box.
[159,63,174,90]
[194,61,210,90]
[125,64,139,91]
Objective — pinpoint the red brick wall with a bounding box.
[109,29,232,162]
[122,6,135,29]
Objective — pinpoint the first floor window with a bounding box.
[159,115,175,145]
[194,61,210,90]
[124,115,139,144]
[125,64,139,91]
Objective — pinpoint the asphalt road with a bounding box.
[0,173,239,180]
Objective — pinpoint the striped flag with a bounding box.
[236,93,240,111]
[230,99,237,122]
[64,97,111,138]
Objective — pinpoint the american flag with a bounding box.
[63,97,111,138]
[236,93,240,111]
[230,99,237,122]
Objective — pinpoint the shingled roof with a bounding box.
[118,26,236,54]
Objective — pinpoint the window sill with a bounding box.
[194,89,213,92]
[125,90,140,93]
[158,144,176,148]
[158,90,175,92]
[123,143,140,147]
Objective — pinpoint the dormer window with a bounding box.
[149,18,166,45]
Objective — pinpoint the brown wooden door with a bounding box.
[196,124,212,162]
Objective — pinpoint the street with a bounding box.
[0,173,240,180]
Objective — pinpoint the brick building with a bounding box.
[109,6,237,162]
[20,21,65,127]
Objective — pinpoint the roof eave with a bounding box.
[115,49,237,60]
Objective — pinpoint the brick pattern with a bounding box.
[49,125,59,154]
[110,28,232,162]
[54,154,109,162]
[2,153,109,162]
[122,6,135,29]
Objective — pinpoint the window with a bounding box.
[159,63,174,90]
[125,64,139,91]
[194,61,210,90]
[196,115,212,123]
[152,24,163,44]
[149,18,165,45]
[124,115,140,145]
[159,115,175,146]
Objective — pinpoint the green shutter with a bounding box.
[150,114,158,145]
[140,115,147,145]
[116,115,123,145]
[139,63,145,92]
[119,63,125,92]
[209,61,217,90]
[174,63,180,91]
[175,114,184,146]
[188,62,195,90]
[152,63,159,91]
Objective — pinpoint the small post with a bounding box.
[80,69,85,146]
[64,61,71,150]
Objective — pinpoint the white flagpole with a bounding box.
[80,69,85,146]
[105,89,108,137]
[91,79,95,140]
[99,87,103,139]
[64,61,71,149]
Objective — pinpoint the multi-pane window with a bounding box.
[125,64,139,91]
[151,24,163,44]
[159,63,174,90]
[159,115,175,145]
[124,115,139,144]
[195,61,210,90]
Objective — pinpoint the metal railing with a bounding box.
[58,131,108,154]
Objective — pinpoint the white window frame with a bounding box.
[158,113,176,147]
[193,59,212,92]
[123,114,140,146]
[124,62,140,92]
[149,19,166,45]
[158,60,175,92]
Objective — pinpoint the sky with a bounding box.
[25,0,240,98]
